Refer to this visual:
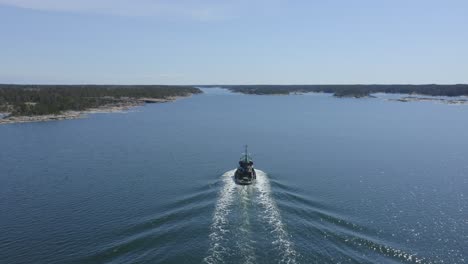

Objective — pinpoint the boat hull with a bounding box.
[234,169,256,185]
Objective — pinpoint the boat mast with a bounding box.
[245,145,248,162]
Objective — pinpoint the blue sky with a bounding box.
[0,0,467,84]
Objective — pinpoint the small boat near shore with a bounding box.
[234,145,256,185]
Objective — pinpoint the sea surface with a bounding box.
[0,88,467,264]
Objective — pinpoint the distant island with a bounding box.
[388,96,468,105]
[218,84,468,98]
[0,85,202,124]
[3,84,468,124]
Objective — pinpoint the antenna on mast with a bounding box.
[245,145,248,162]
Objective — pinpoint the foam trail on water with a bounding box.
[235,186,256,264]
[204,170,237,264]
[255,170,298,264]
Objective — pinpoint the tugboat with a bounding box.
[234,145,256,185]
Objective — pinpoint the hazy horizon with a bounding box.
[2,83,468,86]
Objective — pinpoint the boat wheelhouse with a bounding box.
[234,145,256,185]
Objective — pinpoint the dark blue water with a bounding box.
[0,88,467,263]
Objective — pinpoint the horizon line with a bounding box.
[1,83,468,86]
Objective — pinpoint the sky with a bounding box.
[0,0,467,85]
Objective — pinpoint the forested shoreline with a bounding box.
[220,84,468,98]
[0,85,201,117]
[3,84,468,121]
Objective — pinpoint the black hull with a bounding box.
[234,169,256,185]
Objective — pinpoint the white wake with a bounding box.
[235,186,256,264]
[255,170,298,264]
[204,170,237,264]
[205,169,297,264]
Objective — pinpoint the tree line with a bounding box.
[0,84,201,116]
[222,84,468,97]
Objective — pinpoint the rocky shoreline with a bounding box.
[0,96,183,125]
[387,96,468,105]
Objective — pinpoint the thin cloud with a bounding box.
[0,0,278,20]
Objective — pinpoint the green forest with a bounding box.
[0,85,201,116]
[3,84,468,117]
[223,84,468,98]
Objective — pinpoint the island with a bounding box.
[0,85,202,124]
[216,84,468,98]
[387,96,468,104]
